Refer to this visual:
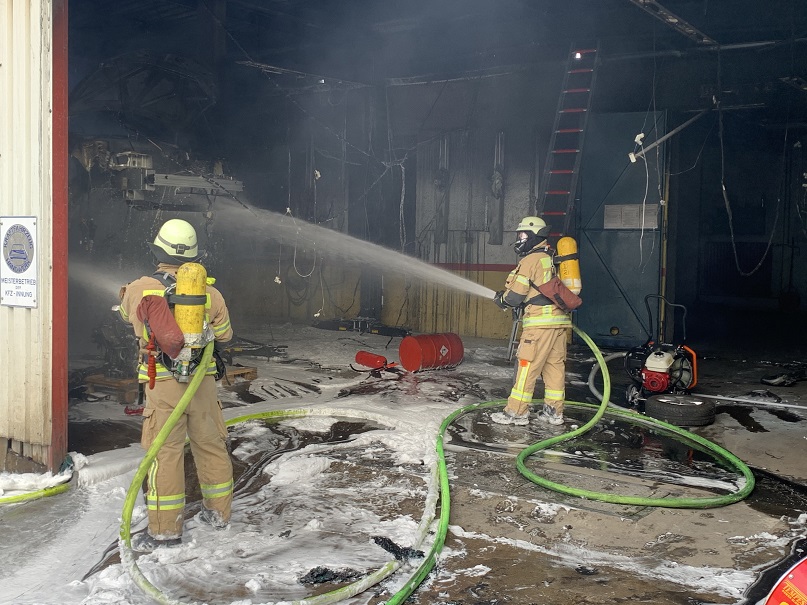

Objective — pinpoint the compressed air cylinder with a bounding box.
[556,236,582,295]
[174,262,207,348]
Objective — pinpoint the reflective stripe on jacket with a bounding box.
[504,248,571,328]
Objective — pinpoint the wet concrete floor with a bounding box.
[65,325,807,604]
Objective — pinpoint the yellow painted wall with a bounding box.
[228,253,515,343]
[380,269,513,339]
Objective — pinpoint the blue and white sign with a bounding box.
[1,216,38,308]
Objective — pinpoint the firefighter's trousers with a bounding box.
[141,375,233,538]
[505,326,569,417]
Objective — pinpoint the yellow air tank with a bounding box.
[174,262,208,380]
[556,236,582,295]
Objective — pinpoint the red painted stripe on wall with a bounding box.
[432,263,513,272]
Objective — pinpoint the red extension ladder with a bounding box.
[536,44,600,238]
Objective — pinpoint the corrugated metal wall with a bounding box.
[0,0,59,471]
[576,112,666,349]
[410,130,520,339]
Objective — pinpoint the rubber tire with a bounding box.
[644,394,716,427]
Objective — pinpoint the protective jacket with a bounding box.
[118,263,233,382]
[502,244,571,329]
[500,242,570,418]
[118,262,234,538]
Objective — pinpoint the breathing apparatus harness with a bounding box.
[520,244,558,308]
[147,269,225,382]
[520,239,583,311]
[501,239,582,361]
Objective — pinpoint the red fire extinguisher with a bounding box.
[353,351,398,372]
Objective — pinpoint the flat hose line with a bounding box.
[120,327,755,605]
[0,481,71,505]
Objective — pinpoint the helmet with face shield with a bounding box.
[513,216,550,256]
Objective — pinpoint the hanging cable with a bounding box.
[399,162,407,252]
[669,117,716,176]
[716,50,784,277]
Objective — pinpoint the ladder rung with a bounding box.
[569,68,594,74]
[552,148,580,154]
[556,128,583,133]
[545,190,571,195]
[549,232,564,237]
[564,88,591,93]
[560,108,587,113]
[544,211,567,216]
[549,169,574,174]
[573,49,597,54]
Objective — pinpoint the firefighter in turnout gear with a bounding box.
[118,219,234,552]
[491,216,572,426]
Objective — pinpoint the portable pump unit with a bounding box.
[624,295,697,406]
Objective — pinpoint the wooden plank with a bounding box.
[85,374,139,389]
[85,367,258,400]
[84,374,140,404]
[221,366,258,384]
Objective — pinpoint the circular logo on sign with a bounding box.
[3,224,35,274]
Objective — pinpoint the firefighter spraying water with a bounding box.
[117,219,235,552]
[492,216,582,426]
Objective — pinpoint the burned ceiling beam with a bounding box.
[237,60,370,90]
[626,0,718,46]
[386,64,530,87]
[228,0,331,32]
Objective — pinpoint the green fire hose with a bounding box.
[119,341,215,605]
[119,327,755,605]
[0,481,71,505]
[384,325,754,604]
[515,325,755,508]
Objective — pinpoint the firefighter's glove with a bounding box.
[493,290,509,310]
[136,295,184,359]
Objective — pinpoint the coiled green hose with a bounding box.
[384,325,755,604]
[515,325,755,508]
[120,327,754,604]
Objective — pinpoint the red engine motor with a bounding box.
[641,350,674,393]
[623,295,699,407]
